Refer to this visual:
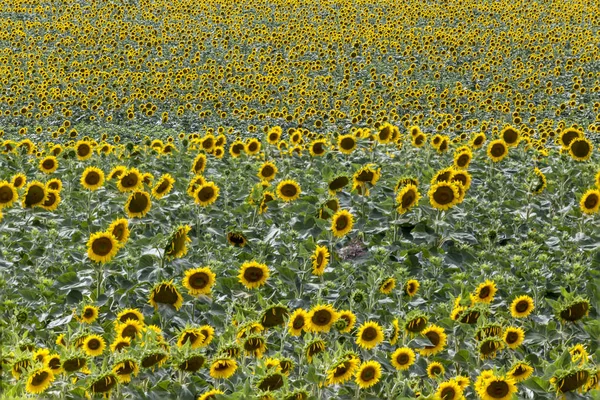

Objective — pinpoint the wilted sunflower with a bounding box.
[125,190,152,218]
[148,280,184,311]
[390,347,415,371]
[558,296,590,322]
[191,153,207,174]
[81,305,99,323]
[80,167,105,191]
[165,225,191,259]
[479,337,504,359]
[261,305,289,328]
[419,325,447,356]
[11,173,27,189]
[379,277,396,294]
[0,181,18,208]
[428,182,460,210]
[152,174,175,199]
[508,361,534,382]
[326,357,359,385]
[356,321,384,350]
[355,360,382,389]
[331,209,354,238]
[311,245,330,276]
[258,161,278,181]
[194,181,220,206]
[89,373,118,396]
[243,335,267,358]
[404,311,428,334]
[238,261,270,289]
[183,266,216,296]
[427,361,445,378]
[338,134,357,154]
[25,367,54,394]
[39,156,58,174]
[396,184,420,214]
[287,309,307,336]
[276,179,301,202]
[305,339,326,363]
[117,168,143,192]
[112,358,139,383]
[580,189,600,214]
[83,334,106,357]
[108,218,130,244]
[22,181,47,208]
[336,310,357,333]
[473,280,497,304]
[478,375,518,400]
[177,328,205,349]
[510,295,535,318]
[503,327,525,349]
[405,279,420,297]
[569,137,593,161]
[307,304,339,333]
[487,139,509,162]
[87,231,119,263]
[209,358,237,379]
[436,380,463,400]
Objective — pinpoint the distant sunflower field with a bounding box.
[1,0,600,399]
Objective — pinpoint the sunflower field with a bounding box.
[1,0,600,399]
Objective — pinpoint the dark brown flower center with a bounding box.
[584,194,598,209]
[280,183,298,197]
[340,137,355,150]
[486,381,509,398]
[261,165,275,177]
[190,272,209,289]
[25,185,45,206]
[490,143,506,157]
[571,139,590,157]
[87,339,101,350]
[433,186,455,205]
[335,215,349,230]
[92,237,113,256]
[312,309,332,326]
[362,327,378,341]
[197,186,215,201]
[360,366,375,381]
[128,192,149,213]
[42,159,55,169]
[401,190,416,208]
[31,370,49,386]
[515,300,529,313]
[243,266,264,282]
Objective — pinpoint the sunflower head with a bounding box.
[356,321,384,350]
[427,361,445,378]
[276,179,301,202]
[510,295,535,318]
[508,361,534,383]
[287,309,308,336]
[165,225,192,259]
[152,174,175,199]
[436,379,463,400]
[261,305,289,329]
[473,280,497,304]
[83,334,106,357]
[22,181,47,208]
[391,347,416,371]
[148,280,184,311]
[87,231,120,263]
[25,367,55,395]
[0,181,18,208]
[558,296,590,322]
[396,184,420,214]
[419,324,447,356]
[355,360,382,389]
[487,139,509,162]
[307,304,339,333]
[209,358,238,379]
[194,181,220,207]
[238,261,270,289]
[326,357,359,386]
[428,182,460,210]
[182,266,216,296]
[80,305,100,324]
[305,339,326,363]
[125,190,152,218]
[80,166,105,191]
[227,231,247,247]
[331,209,354,238]
[580,189,600,215]
[404,310,428,334]
[311,245,330,276]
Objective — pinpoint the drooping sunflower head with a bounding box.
[276,179,301,202]
[261,305,289,329]
[475,323,503,341]
[87,231,119,263]
[390,347,416,371]
[148,280,184,311]
[318,198,340,219]
[326,357,359,386]
[558,296,590,322]
[404,310,428,334]
[182,266,216,296]
[209,358,238,379]
[243,335,267,358]
[331,209,354,238]
[479,337,504,359]
[194,181,220,207]
[305,339,326,363]
[510,295,534,318]
[238,261,270,289]
[177,353,206,373]
[112,357,139,383]
[61,353,88,373]
[140,349,169,370]
[328,175,350,195]
[165,225,192,259]
[353,164,381,186]
[227,231,247,247]
[307,304,339,333]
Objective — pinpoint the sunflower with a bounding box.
[25,367,54,394]
[502,327,525,349]
[117,168,142,192]
[81,305,99,323]
[229,140,245,158]
[152,174,175,199]
[198,389,225,400]
[307,304,339,333]
[396,184,420,214]
[39,156,58,174]
[580,189,600,214]
[328,176,349,196]
[311,245,330,276]
[405,279,420,297]
[355,360,382,389]
[318,198,340,219]
[390,347,416,371]
[89,373,118,396]
[11,358,31,380]
[478,376,518,400]
[419,325,447,356]
[0,181,18,208]
[39,189,60,211]
[337,310,357,333]
[353,164,381,186]
[453,375,470,390]
[428,182,460,210]
[427,361,445,378]
[508,361,534,383]
[379,277,396,294]
[331,209,354,237]
[75,140,93,160]
[473,280,497,304]
[287,308,308,336]
[276,179,301,202]
[61,355,87,373]
[87,231,119,263]
[55,334,67,347]
[22,181,47,208]
[210,358,237,379]
[389,318,400,345]
[569,137,593,161]
[148,280,184,311]
[356,321,384,350]
[501,126,520,147]
[112,358,139,383]
[475,324,503,341]
[33,348,50,363]
[559,127,583,148]
[177,328,205,349]
[569,344,588,365]
[267,126,282,144]
[338,134,357,154]
[479,337,504,359]
[510,295,534,318]
[227,232,247,247]
[11,173,27,189]
[83,334,106,357]
[110,337,131,353]
[245,138,262,155]
[326,357,359,385]
[453,149,472,169]
[125,191,152,218]
[108,218,130,244]
[558,297,590,322]
[116,308,144,325]
[108,165,127,180]
[191,153,208,174]
[436,380,463,400]
[117,319,144,339]
[182,266,216,296]
[243,335,267,358]
[450,170,472,191]
[532,168,547,194]
[404,311,428,334]
[194,181,220,206]
[166,225,192,259]
[187,175,206,197]
[412,133,427,147]
[238,261,270,289]
[309,139,327,156]
[258,161,278,181]
[305,339,326,363]
[487,139,509,162]
[261,305,289,328]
